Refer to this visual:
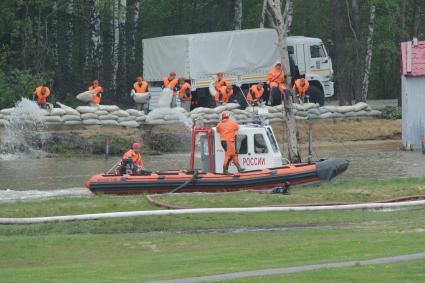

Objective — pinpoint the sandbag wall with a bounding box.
[0,101,382,128]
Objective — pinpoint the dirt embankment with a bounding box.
[0,118,401,153]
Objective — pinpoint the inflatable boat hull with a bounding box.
[86,159,348,195]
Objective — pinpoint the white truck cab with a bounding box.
[287,36,334,98]
[195,123,283,174]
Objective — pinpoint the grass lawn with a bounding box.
[0,178,424,282]
[228,259,425,282]
[1,178,425,218]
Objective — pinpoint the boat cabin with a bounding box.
[190,123,283,173]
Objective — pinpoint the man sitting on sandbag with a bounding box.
[88,80,104,106]
[292,77,310,104]
[131,75,150,114]
[33,83,52,110]
[162,71,178,108]
[215,85,234,106]
[247,82,265,106]
[178,77,192,112]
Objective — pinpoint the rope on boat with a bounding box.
[1,200,425,225]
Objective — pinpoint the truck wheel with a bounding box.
[308,85,325,106]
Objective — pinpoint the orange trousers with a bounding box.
[221,141,238,167]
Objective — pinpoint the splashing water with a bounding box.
[0,98,48,156]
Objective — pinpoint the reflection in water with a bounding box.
[0,146,424,202]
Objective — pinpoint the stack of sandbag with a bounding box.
[57,102,82,125]
[0,108,13,126]
[43,108,66,125]
[146,107,190,125]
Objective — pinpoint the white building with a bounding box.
[400,39,425,150]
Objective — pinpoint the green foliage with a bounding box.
[88,133,133,155]
[382,106,402,120]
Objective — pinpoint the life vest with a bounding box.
[163,77,178,88]
[216,119,239,142]
[34,86,51,104]
[247,85,264,102]
[133,81,148,93]
[179,82,192,100]
[267,68,286,88]
[293,78,310,96]
[122,149,144,167]
[89,85,104,105]
[215,86,233,103]
[215,78,227,92]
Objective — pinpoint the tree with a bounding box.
[233,0,242,30]
[361,4,376,102]
[346,0,362,103]
[267,0,301,164]
[412,0,422,39]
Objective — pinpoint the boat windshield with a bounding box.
[266,128,279,153]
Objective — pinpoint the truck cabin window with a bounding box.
[310,44,326,58]
[236,135,248,154]
[254,134,268,154]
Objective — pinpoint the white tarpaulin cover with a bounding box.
[143,28,280,81]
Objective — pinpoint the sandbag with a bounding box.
[331,112,344,118]
[296,111,308,117]
[100,120,119,126]
[64,120,81,125]
[95,110,108,116]
[118,116,135,122]
[49,108,66,116]
[132,92,150,104]
[232,109,247,115]
[344,111,357,117]
[319,112,333,119]
[368,110,382,116]
[308,114,320,119]
[307,108,321,116]
[191,107,215,115]
[275,104,284,111]
[225,103,240,110]
[352,102,369,112]
[318,107,329,114]
[111,110,130,117]
[119,121,139,128]
[76,106,98,113]
[204,113,220,120]
[43,116,62,123]
[126,109,143,117]
[295,116,308,120]
[0,108,14,115]
[98,105,120,112]
[57,102,80,116]
[355,110,369,117]
[136,116,146,122]
[334,105,354,113]
[209,81,217,96]
[323,105,338,112]
[214,105,227,114]
[76,91,95,102]
[81,113,99,120]
[174,107,188,113]
[0,114,3,119]
[158,88,173,108]
[82,119,100,125]
[98,114,119,120]
[62,115,81,121]
[147,119,166,124]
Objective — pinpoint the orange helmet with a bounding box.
[132,143,141,150]
[221,112,230,120]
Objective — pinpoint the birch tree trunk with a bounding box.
[111,0,121,100]
[267,0,301,164]
[86,0,102,78]
[127,0,139,75]
[233,0,242,30]
[361,5,375,102]
[412,0,421,39]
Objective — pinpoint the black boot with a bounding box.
[223,165,230,174]
[235,163,245,173]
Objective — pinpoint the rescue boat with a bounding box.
[86,123,349,195]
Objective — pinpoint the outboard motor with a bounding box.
[121,157,135,175]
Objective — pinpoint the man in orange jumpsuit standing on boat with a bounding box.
[216,112,245,174]
[120,143,145,175]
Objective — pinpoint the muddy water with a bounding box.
[0,145,424,202]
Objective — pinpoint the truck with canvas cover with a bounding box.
[143,28,334,109]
